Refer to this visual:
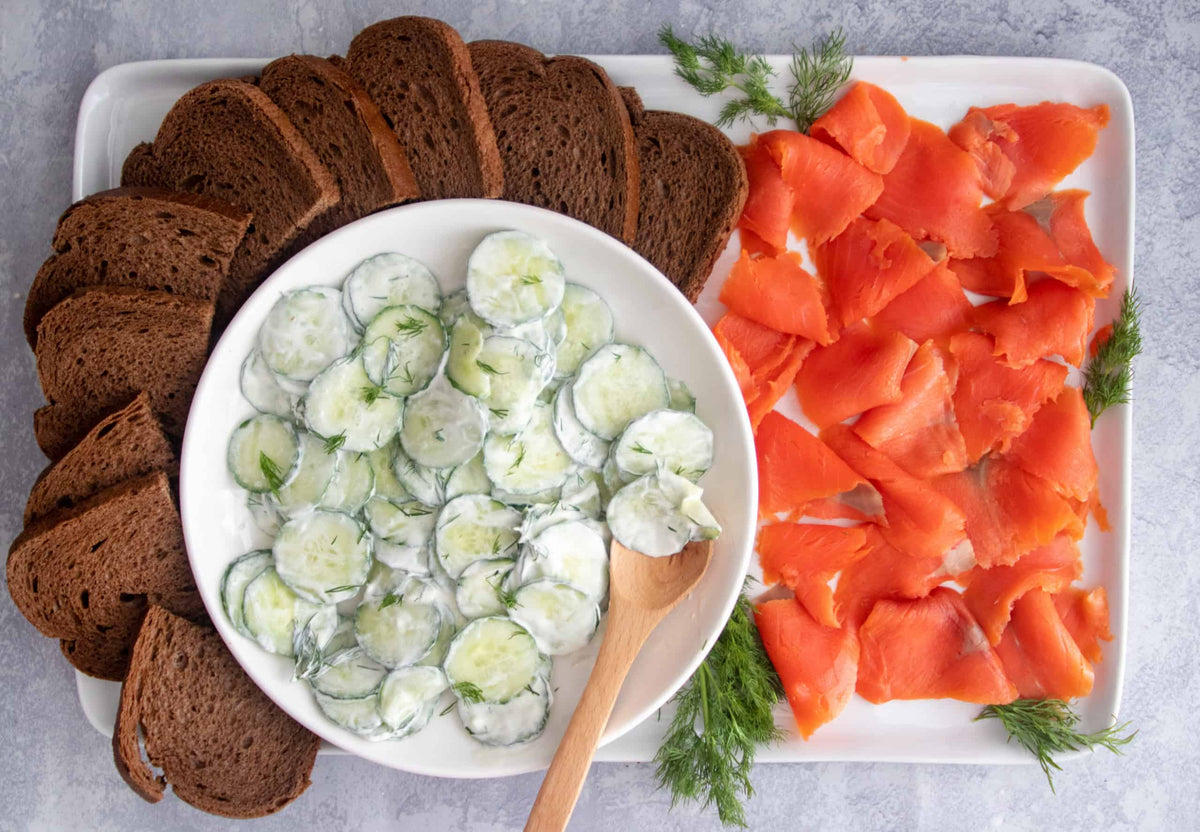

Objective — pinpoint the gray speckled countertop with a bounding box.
[2,1,1197,829]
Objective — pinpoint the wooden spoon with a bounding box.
[524,538,715,832]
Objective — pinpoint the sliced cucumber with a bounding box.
[391,443,445,506]
[545,307,568,347]
[667,377,696,413]
[474,335,547,433]
[276,431,338,514]
[555,283,615,378]
[354,591,442,668]
[242,567,314,656]
[367,441,409,502]
[438,288,485,331]
[458,673,552,747]
[434,494,522,578]
[445,317,488,397]
[572,344,670,440]
[344,253,441,329]
[319,451,376,514]
[491,484,561,507]
[247,492,285,537]
[606,469,721,557]
[455,558,516,619]
[378,666,448,734]
[365,496,436,553]
[520,520,610,604]
[444,616,540,703]
[501,316,554,355]
[400,374,488,469]
[444,451,491,501]
[291,604,340,679]
[558,473,604,519]
[227,415,300,493]
[509,579,601,655]
[259,287,350,382]
[273,510,373,604]
[484,402,574,496]
[552,382,610,468]
[312,650,388,699]
[221,550,272,637]
[601,456,626,505]
[313,691,389,738]
[373,539,430,574]
[611,409,714,482]
[466,231,566,327]
[303,354,403,452]
[360,305,446,397]
[240,350,298,418]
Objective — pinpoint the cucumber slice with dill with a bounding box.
[466,230,566,327]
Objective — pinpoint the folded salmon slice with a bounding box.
[857,586,1018,705]
[865,118,997,259]
[745,339,815,432]
[795,321,918,429]
[1005,386,1099,501]
[834,526,949,630]
[756,411,883,520]
[755,597,860,740]
[811,81,912,175]
[948,102,1110,210]
[961,535,1083,645]
[814,216,941,327]
[854,340,970,478]
[995,589,1094,700]
[1054,586,1113,664]
[871,262,974,345]
[720,251,833,344]
[972,279,1096,369]
[758,523,870,627]
[737,137,793,254]
[949,332,1068,461]
[1036,190,1116,297]
[759,129,884,246]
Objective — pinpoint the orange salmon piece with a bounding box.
[1054,586,1113,664]
[972,279,1096,369]
[746,339,815,431]
[872,262,973,345]
[720,250,833,344]
[758,523,870,627]
[738,137,793,254]
[995,589,1094,700]
[811,81,912,174]
[833,526,949,630]
[1005,386,1099,502]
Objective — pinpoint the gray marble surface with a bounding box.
[1,0,1197,829]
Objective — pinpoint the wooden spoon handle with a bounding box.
[524,606,658,832]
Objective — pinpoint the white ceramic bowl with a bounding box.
[181,199,756,777]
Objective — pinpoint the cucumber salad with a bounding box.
[221,230,721,747]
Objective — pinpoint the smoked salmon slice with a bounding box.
[1035,190,1116,297]
[972,278,1096,369]
[865,118,998,259]
[745,339,815,431]
[932,455,1085,569]
[948,332,1068,461]
[1054,586,1113,664]
[758,523,870,627]
[1005,387,1099,502]
[948,102,1110,210]
[756,411,884,519]
[794,321,918,429]
[814,216,941,327]
[720,250,833,344]
[755,597,860,740]
[961,535,1083,645]
[871,262,974,345]
[737,137,793,254]
[810,81,912,175]
[853,340,970,478]
[856,587,1018,705]
[758,129,885,246]
[995,589,1094,700]
[822,424,973,565]
[834,526,949,630]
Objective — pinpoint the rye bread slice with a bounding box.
[345,16,503,200]
[23,187,249,349]
[260,54,418,244]
[24,392,176,524]
[618,87,748,301]
[33,286,213,460]
[120,79,338,323]
[6,471,202,680]
[469,41,640,243]
[114,606,319,817]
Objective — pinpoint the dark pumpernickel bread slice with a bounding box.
[120,79,338,323]
[24,391,176,524]
[469,41,640,243]
[345,16,503,200]
[6,471,202,680]
[619,86,748,301]
[23,187,249,349]
[114,606,320,818]
[260,54,419,243]
[33,286,213,460]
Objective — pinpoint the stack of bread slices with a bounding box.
[7,16,747,819]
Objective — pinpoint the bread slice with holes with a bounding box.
[345,16,503,200]
[259,54,419,242]
[33,286,213,460]
[114,606,320,817]
[121,78,338,323]
[6,471,202,680]
[25,392,175,524]
[469,41,639,243]
[619,87,748,301]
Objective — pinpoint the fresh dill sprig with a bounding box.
[653,587,783,828]
[519,274,543,285]
[326,584,361,594]
[477,360,506,376]
[361,383,386,405]
[394,315,428,338]
[630,442,653,455]
[508,442,527,472]
[788,28,852,133]
[323,432,347,454]
[378,591,401,610]
[1083,287,1143,426]
[258,452,286,493]
[452,681,485,704]
[977,699,1136,792]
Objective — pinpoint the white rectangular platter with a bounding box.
[71,54,1133,766]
